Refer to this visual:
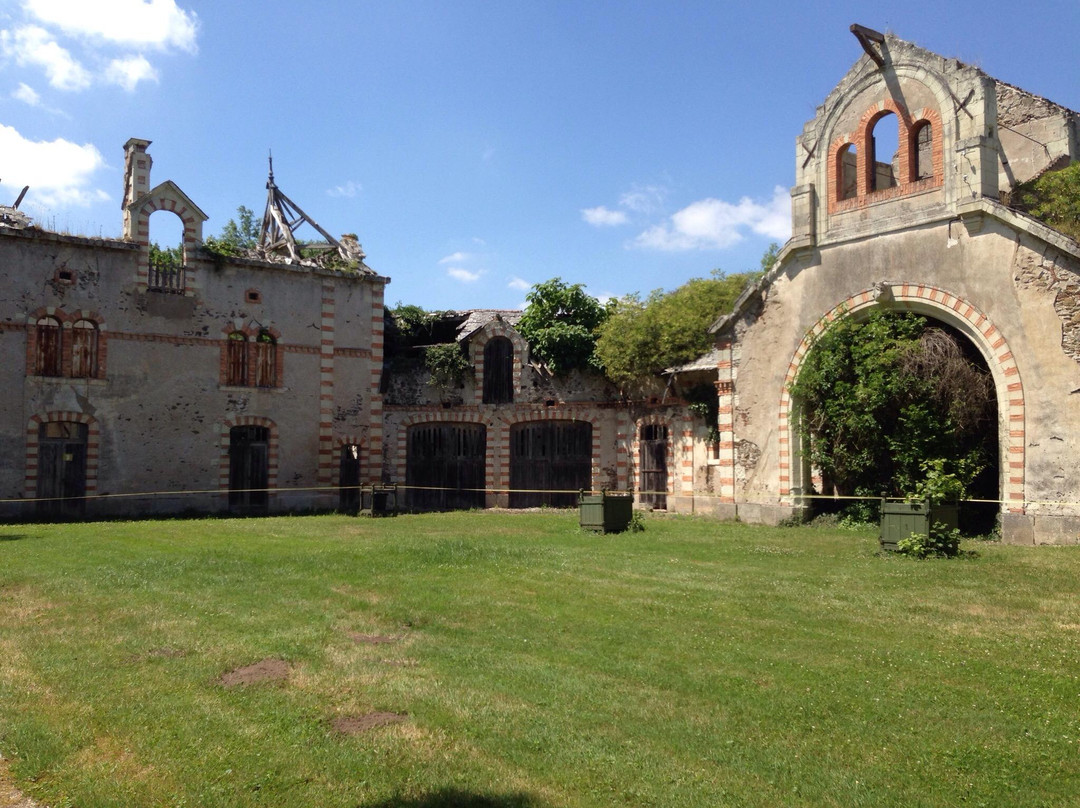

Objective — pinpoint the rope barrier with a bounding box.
[2,483,1076,509]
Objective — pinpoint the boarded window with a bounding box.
[509,420,592,508]
[226,332,248,386]
[36,317,62,376]
[71,320,98,378]
[229,425,269,513]
[407,423,487,511]
[838,144,858,201]
[870,112,899,191]
[639,424,668,509]
[483,336,514,404]
[913,122,934,181]
[254,330,277,388]
[37,421,88,517]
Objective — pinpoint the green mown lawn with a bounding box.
[1,512,1078,807]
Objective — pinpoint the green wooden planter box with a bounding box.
[579,490,634,533]
[359,484,398,517]
[879,499,959,551]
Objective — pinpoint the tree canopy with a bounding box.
[517,278,609,375]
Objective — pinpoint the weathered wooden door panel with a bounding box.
[640,424,668,509]
[407,423,486,511]
[229,426,269,513]
[339,443,361,513]
[37,422,88,517]
[509,420,592,508]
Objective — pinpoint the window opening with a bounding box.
[483,336,514,404]
[913,122,934,181]
[870,112,900,191]
[71,320,98,378]
[254,330,277,388]
[226,332,248,386]
[838,144,858,201]
[147,212,185,293]
[36,316,62,376]
[339,443,361,513]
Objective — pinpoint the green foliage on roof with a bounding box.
[1009,161,1080,242]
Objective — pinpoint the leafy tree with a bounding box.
[204,205,259,256]
[424,342,471,396]
[517,278,609,374]
[595,271,752,390]
[788,310,996,500]
[1009,161,1080,242]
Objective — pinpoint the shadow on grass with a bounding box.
[364,791,543,808]
[0,534,29,542]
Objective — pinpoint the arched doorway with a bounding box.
[780,284,1024,522]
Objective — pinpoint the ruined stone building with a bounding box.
[5,26,1080,544]
[0,138,387,518]
[706,27,1080,544]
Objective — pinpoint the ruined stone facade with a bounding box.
[707,30,1080,544]
[1,139,387,518]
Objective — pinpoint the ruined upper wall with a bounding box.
[789,30,1079,252]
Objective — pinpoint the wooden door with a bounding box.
[406,423,486,511]
[509,420,591,508]
[640,424,668,509]
[37,422,88,517]
[229,426,269,513]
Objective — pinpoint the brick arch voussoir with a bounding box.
[778,284,1025,510]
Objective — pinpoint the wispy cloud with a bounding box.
[633,186,790,251]
[447,267,482,283]
[12,82,41,106]
[0,124,107,208]
[507,276,530,291]
[439,251,471,264]
[23,0,199,53]
[327,180,362,198]
[619,184,666,214]
[581,206,628,227]
[2,26,91,90]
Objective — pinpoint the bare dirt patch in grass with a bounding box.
[218,658,289,687]
[331,712,407,735]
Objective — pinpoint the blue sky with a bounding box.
[2,1,1080,311]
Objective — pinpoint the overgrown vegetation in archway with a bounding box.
[789,310,997,506]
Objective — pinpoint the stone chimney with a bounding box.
[122,138,152,240]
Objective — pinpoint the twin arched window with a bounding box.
[33,316,99,378]
[225,329,278,388]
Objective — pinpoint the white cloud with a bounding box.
[327,180,362,198]
[439,251,470,265]
[447,267,482,283]
[104,54,157,91]
[581,206,628,227]
[633,186,790,251]
[619,184,666,214]
[23,0,199,53]
[507,276,530,291]
[0,124,107,208]
[2,25,91,90]
[12,81,40,105]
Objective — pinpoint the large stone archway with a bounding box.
[777,283,1024,512]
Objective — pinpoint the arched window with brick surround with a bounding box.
[35,316,62,377]
[837,143,858,201]
[911,120,934,181]
[254,329,277,388]
[869,111,900,191]
[226,331,248,386]
[71,319,99,379]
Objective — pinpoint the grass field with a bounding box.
[1,512,1078,807]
